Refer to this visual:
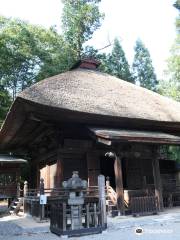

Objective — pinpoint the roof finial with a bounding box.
[79,58,100,69]
[71,58,100,70]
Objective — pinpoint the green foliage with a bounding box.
[166,1,180,89]
[158,76,180,101]
[174,0,180,10]
[100,39,134,83]
[160,145,180,164]
[62,0,104,59]
[174,0,180,31]
[132,39,158,91]
[0,85,11,126]
[168,146,180,163]
[82,45,99,59]
[160,2,180,99]
[0,16,73,100]
[167,38,180,81]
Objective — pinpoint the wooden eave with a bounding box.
[89,127,180,145]
[1,98,180,151]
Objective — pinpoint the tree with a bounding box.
[0,16,73,100]
[159,1,180,99]
[101,38,134,83]
[174,0,180,30]
[0,85,11,126]
[174,0,180,10]
[62,0,104,59]
[168,0,180,83]
[158,2,180,162]
[132,39,158,91]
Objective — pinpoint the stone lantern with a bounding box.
[62,171,87,230]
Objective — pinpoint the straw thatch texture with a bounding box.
[19,68,180,123]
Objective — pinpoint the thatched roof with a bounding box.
[19,68,180,122]
[1,67,180,150]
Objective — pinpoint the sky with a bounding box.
[0,0,178,79]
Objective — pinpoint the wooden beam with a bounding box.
[152,157,164,211]
[114,155,125,215]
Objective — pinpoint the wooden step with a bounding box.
[9,197,23,215]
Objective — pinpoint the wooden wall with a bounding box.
[38,141,177,193]
[40,163,57,188]
[0,163,21,197]
[159,160,177,191]
[38,143,157,190]
[87,152,100,186]
[62,151,87,181]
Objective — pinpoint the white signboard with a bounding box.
[40,195,47,205]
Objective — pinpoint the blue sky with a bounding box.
[0,0,178,78]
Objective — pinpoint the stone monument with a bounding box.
[62,171,87,230]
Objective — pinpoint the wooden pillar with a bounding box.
[98,175,107,229]
[46,165,50,189]
[40,178,45,220]
[152,157,164,211]
[55,159,63,187]
[30,160,37,188]
[114,155,125,215]
[55,149,64,188]
[36,164,40,188]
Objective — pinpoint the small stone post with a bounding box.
[24,181,28,197]
[40,178,45,220]
[98,175,107,229]
[23,181,28,213]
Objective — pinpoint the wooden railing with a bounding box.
[130,196,158,216]
[106,185,117,205]
[24,184,101,219]
[163,187,180,208]
[26,186,99,198]
[50,197,103,237]
[24,175,107,237]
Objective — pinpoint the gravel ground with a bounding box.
[0,209,180,240]
[0,222,179,240]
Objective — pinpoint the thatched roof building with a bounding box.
[1,60,180,214]
[1,60,180,151]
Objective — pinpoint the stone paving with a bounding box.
[0,221,23,236]
[0,208,180,239]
